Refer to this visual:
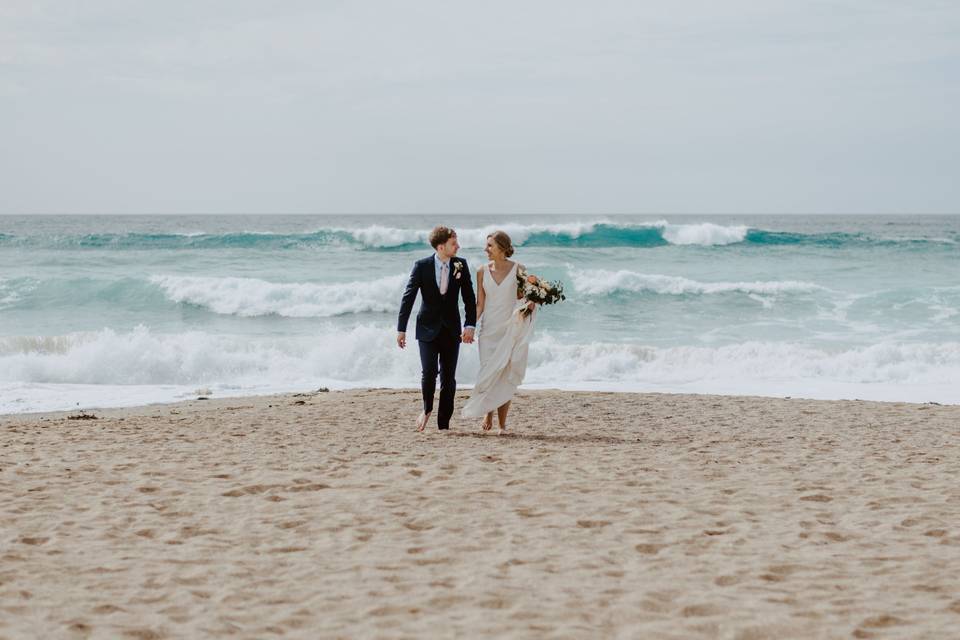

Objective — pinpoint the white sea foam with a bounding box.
[341,221,603,248]
[2,327,959,413]
[0,325,425,413]
[335,220,750,248]
[0,278,19,309]
[569,268,827,297]
[345,225,428,248]
[150,274,406,317]
[521,336,960,403]
[660,222,749,245]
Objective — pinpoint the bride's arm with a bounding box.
[476,267,485,320]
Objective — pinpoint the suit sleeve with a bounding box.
[397,262,421,332]
[459,259,477,328]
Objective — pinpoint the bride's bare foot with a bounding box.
[481,413,493,432]
[497,423,507,436]
[416,412,430,432]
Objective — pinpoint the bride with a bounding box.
[462,231,537,434]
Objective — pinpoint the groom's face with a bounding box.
[438,235,459,258]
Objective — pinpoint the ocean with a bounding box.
[1,214,958,414]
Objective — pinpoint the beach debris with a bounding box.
[293,400,306,405]
[67,411,98,420]
[196,397,210,401]
[317,387,330,393]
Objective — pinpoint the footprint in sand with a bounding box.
[853,615,907,637]
[222,484,294,497]
[122,629,164,640]
[823,531,852,542]
[221,484,275,497]
[92,604,124,614]
[514,508,546,518]
[285,483,329,492]
[799,494,833,502]
[576,520,611,529]
[681,603,725,617]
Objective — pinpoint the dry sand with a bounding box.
[2,389,960,639]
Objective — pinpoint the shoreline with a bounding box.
[4,388,959,637]
[2,384,956,422]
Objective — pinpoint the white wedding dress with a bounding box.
[462,262,536,418]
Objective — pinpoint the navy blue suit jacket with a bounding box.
[397,255,477,342]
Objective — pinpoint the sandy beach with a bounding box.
[3,389,959,639]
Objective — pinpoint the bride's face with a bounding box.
[485,237,502,260]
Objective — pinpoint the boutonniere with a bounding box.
[452,261,462,279]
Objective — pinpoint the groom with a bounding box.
[397,226,477,432]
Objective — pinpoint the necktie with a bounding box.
[440,261,449,295]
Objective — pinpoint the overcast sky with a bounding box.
[2,1,958,214]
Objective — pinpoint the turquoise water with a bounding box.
[1,214,958,413]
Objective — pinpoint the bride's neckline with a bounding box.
[487,261,516,286]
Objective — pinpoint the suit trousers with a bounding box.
[418,325,460,429]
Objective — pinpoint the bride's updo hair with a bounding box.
[487,230,515,258]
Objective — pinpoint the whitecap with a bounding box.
[150,274,406,317]
[3,327,960,413]
[569,268,828,297]
[660,222,749,245]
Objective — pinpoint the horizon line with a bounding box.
[3,211,959,216]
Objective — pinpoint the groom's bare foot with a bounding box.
[416,412,430,432]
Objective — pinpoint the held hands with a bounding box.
[399,330,474,346]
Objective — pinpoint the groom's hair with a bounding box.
[429,225,456,248]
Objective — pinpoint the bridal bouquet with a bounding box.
[516,267,566,318]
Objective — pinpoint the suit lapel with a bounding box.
[445,258,459,296]
[425,256,441,297]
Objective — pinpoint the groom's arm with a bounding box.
[397,261,421,343]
